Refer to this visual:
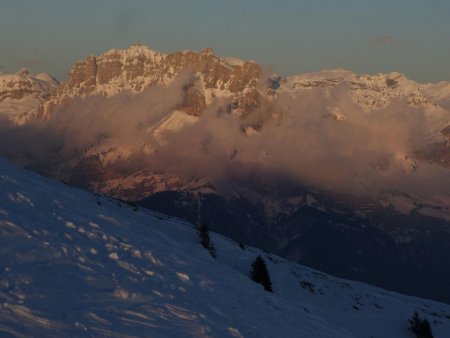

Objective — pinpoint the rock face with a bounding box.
[0,68,58,124]
[38,44,265,119]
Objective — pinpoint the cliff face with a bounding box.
[38,45,266,119]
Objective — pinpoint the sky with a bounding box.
[1,0,449,83]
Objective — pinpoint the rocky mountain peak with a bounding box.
[201,47,214,55]
[16,67,31,76]
[37,44,265,119]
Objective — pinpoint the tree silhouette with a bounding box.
[250,255,273,292]
[197,223,217,258]
[409,312,434,338]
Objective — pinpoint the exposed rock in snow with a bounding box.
[0,70,58,124]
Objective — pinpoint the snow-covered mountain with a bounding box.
[4,45,450,134]
[20,45,450,176]
[2,44,450,305]
[0,69,59,124]
[7,46,447,186]
[283,69,435,109]
[1,158,450,337]
[37,44,266,120]
[421,81,450,110]
[282,69,450,141]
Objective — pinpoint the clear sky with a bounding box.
[1,0,449,83]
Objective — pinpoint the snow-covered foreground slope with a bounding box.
[0,159,449,338]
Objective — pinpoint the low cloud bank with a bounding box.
[1,73,449,203]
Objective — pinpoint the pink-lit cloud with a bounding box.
[372,35,401,47]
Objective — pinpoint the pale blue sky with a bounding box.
[1,0,449,82]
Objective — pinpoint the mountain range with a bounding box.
[1,44,449,304]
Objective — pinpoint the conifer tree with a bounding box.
[198,223,210,249]
[197,223,217,258]
[250,255,273,292]
[409,312,434,338]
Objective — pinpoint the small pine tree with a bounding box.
[198,223,210,249]
[208,244,217,259]
[409,312,434,338]
[197,223,217,258]
[250,255,273,292]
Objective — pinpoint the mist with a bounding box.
[1,73,449,206]
[150,84,450,200]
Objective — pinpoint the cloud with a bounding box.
[0,72,449,205]
[0,71,191,167]
[372,35,401,47]
[153,85,445,198]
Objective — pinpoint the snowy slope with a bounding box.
[1,160,450,338]
[421,81,450,110]
[283,69,434,109]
